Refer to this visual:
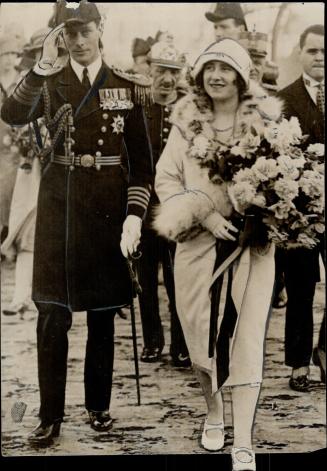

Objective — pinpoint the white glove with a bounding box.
[33,23,65,76]
[120,215,142,258]
[202,211,238,241]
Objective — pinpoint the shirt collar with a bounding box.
[303,72,324,88]
[70,55,102,85]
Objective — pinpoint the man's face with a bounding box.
[150,64,181,96]
[0,52,18,73]
[214,18,245,40]
[63,21,101,66]
[249,53,266,83]
[300,33,324,82]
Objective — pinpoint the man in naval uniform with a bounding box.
[1,0,153,444]
[137,41,190,367]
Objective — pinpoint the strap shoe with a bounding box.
[231,447,256,471]
[201,417,224,451]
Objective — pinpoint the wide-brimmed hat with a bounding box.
[24,28,52,52]
[149,41,185,69]
[205,3,247,30]
[0,36,21,57]
[192,39,252,87]
[238,31,268,58]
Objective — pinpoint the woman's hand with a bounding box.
[202,211,238,241]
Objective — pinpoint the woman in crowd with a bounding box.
[0,36,21,244]
[154,39,282,470]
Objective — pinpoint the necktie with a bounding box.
[316,82,324,115]
[82,67,91,89]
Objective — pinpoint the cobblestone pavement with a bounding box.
[1,258,326,457]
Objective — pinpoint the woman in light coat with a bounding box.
[154,39,282,470]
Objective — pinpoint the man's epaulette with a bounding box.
[112,66,154,108]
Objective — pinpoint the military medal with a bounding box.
[111,115,125,134]
[99,88,133,110]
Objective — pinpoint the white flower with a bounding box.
[231,132,261,158]
[229,181,257,207]
[264,117,302,150]
[252,156,279,181]
[274,178,299,201]
[299,170,324,198]
[252,193,267,208]
[276,154,301,180]
[296,233,318,249]
[230,144,247,157]
[307,143,325,157]
[189,135,211,159]
[268,200,295,219]
[233,167,260,186]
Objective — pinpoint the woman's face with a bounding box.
[203,60,238,101]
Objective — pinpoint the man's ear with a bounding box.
[98,19,104,36]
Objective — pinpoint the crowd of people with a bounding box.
[0,1,325,467]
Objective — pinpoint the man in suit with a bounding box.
[137,41,190,367]
[1,0,153,444]
[278,24,325,392]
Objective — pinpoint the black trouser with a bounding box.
[35,302,115,424]
[274,248,285,299]
[283,247,320,368]
[137,228,188,358]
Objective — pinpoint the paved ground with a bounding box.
[1,258,326,457]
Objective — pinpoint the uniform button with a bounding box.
[102,113,109,120]
[163,128,169,133]
[164,107,169,112]
[164,117,169,122]
[98,139,104,146]
[101,126,107,133]
[163,138,168,143]
[95,151,102,157]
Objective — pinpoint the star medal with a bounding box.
[111,115,124,134]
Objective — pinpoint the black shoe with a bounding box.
[272,290,287,309]
[88,410,113,432]
[172,353,191,368]
[140,346,162,363]
[289,375,310,392]
[27,420,61,446]
[312,347,326,383]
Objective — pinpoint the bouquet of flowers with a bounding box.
[193,116,324,249]
[2,120,50,171]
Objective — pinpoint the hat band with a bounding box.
[193,51,244,72]
[150,58,184,69]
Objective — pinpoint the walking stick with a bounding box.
[126,251,142,406]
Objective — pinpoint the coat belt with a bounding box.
[52,154,121,169]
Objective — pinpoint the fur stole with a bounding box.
[154,82,284,243]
